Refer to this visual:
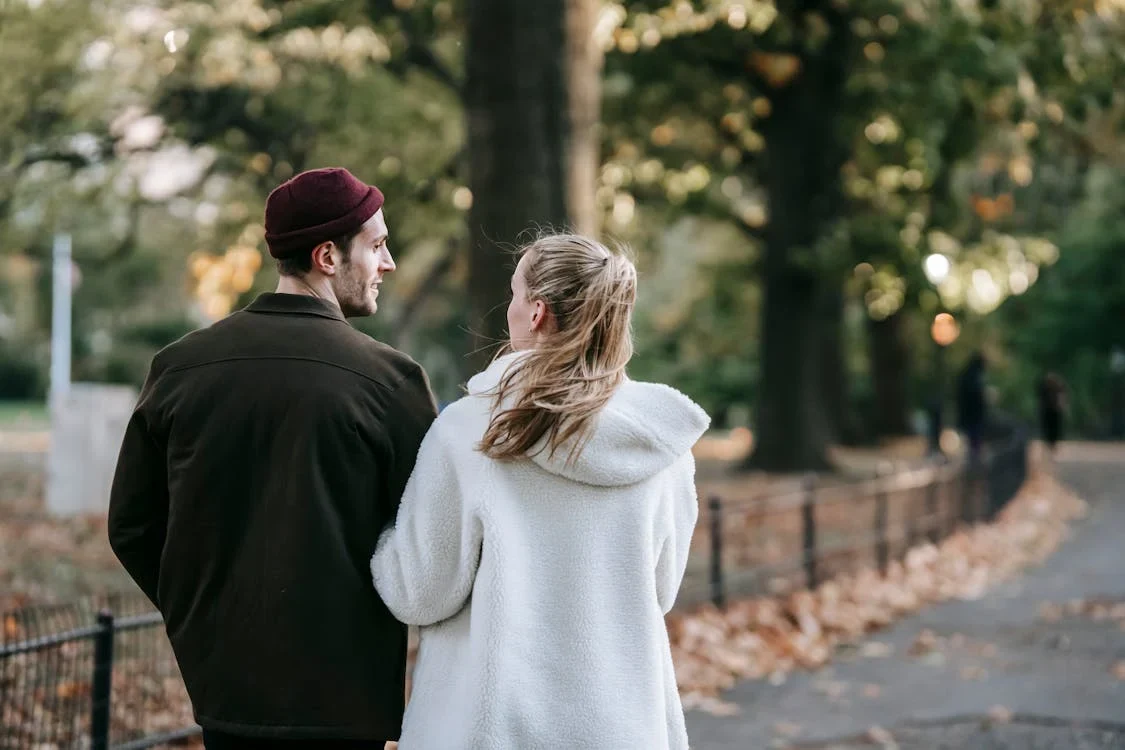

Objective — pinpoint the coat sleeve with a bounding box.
[107,356,169,606]
[371,418,483,626]
[380,363,439,521]
[655,451,700,614]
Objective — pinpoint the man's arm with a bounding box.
[107,357,169,606]
[380,363,439,521]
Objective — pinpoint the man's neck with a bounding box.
[275,276,339,309]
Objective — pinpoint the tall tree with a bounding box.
[464,0,601,374]
[745,2,854,470]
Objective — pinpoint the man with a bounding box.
[108,167,437,749]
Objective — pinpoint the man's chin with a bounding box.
[339,301,377,318]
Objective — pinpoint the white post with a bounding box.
[50,233,72,412]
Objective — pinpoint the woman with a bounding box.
[371,233,709,749]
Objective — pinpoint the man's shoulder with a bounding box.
[150,313,424,392]
[147,324,214,374]
[335,328,427,391]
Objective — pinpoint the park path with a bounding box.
[685,449,1125,749]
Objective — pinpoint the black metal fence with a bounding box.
[0,432,1028,749]
[0,593,198,750]
[677,431,1030,607]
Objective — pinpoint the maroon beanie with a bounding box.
[264,168,385,259]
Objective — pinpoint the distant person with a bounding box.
[108,168,437,749]
[1038,371,1067,454]
[371,233,709,749]
[956,351,988,465]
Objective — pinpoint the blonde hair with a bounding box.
[479,233,637,464]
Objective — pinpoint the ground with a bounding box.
[685,451,1125,749]
[3,413,1121,748]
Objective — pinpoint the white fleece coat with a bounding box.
[371,353,710,750]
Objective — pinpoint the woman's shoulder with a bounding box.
[428,392,493,444]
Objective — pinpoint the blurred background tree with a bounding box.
[1,0,1123,470]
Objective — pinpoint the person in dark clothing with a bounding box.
[956,352,988,465]
[108,168,438,748]
[1038,371,1067,454]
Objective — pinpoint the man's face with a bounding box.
[332,209,394,317]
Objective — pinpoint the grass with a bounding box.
[0,400,47,429]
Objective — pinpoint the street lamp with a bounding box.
[922,238,959,451]
[927,312,960,456]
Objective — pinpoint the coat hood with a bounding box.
[467,352,710,487]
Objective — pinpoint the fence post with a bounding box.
[926,459,940,544]
[801,474,817,589]
[708,495,724,608]
[960,460,972,527]
[875,469,889,575]
[91,609,114,750]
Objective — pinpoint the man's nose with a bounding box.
[381,248,396,272]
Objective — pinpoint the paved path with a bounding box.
[686,457,1125,749]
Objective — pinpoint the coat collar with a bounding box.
[244,293,346,322]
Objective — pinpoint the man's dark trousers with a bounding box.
[202,729,383,749]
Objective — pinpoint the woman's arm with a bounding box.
[655,451,700,614]
[371,419,483,626]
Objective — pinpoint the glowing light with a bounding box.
[721,176,743,198]
[902,170,925,190]
[923,254,951,285]
[163,29,189,54]
[611,193,635,226]
[1009,157,1033,187]
[969,269,1003,313]
[878,15,900,33]
[931,313,960,347]
[452,187,473,211]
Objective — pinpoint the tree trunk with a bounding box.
[867,309,913,438]
[564,0,602,236]
[464,0,599,376]
[818,283,850,444]
[745,9,851,472]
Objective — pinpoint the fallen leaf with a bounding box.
[773,721,802,737]
[860,642,894,658]
[866,725,899,749]
[988,705,1013,724]
[909,629,939,656]
[862,684,882,698]
[667,471,1086,701]
[1111,661,1125,680]
[959,665,988,681]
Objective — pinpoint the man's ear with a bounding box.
[310,241,338,275]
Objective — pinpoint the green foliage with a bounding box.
[0,341,46,400]
[2,0,1125,432]
[996,166,1125,434]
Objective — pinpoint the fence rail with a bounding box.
[1,432,1028,749]
[677,430,1029,607]
[1,594,196,750]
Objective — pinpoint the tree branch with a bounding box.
[366,0,462,96]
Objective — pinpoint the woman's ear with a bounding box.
[530,300,548,332]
